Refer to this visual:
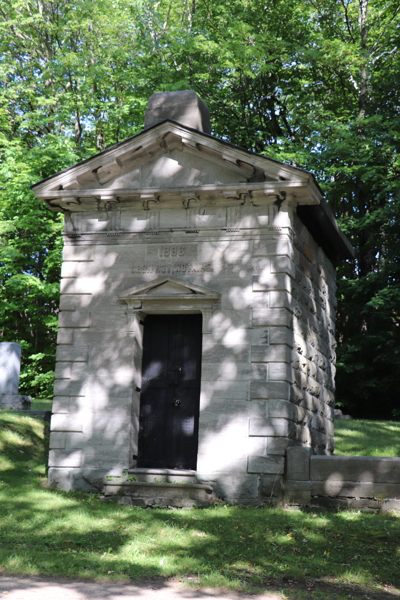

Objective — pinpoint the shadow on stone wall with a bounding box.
[285,447,400,511]
[50,216,335,503]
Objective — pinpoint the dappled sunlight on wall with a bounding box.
[49,201,338,501]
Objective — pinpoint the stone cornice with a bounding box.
[31,120,353,260]
[38,182,317,213]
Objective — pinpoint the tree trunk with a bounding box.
[359,0,369,121]
[357,0,369,278]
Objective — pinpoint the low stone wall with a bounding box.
[284,447,400,511]
[0,394,32,411]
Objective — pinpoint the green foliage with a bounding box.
[0,137,78,398]
[336,201,400,418]
[0,0,399,414]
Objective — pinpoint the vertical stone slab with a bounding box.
[286,446,312,481]
[0,342,21,394]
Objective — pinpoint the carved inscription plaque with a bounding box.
[132,263,212,274]
[172,263,212,274]
[146,244,198,261]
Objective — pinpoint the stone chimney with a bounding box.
[144,90,211,134]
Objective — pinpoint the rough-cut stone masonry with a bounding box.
[290,213,337,455]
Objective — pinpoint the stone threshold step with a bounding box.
[105,481,213,492]
[103,480,213,508]
[127,468,197,483]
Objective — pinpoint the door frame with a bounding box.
[137,313,203,470]
[118,276,221,469]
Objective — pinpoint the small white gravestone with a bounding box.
[0,342,31,410]
[0,342,20,394]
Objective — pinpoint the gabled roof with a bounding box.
[32,119,320,193]
[31,119,354,261]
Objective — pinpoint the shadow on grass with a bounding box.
[0,411,47,472]
[1,411,399,600]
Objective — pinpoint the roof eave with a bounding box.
[297,199,355,262]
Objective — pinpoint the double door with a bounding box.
[137,314,202,470]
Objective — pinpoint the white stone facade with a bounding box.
[32,100,352,503]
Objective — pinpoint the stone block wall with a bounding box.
[49,197,337,502]
[50,239,134,491]
[284,448,400,511]
[290,213,337,454]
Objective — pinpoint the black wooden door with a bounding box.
[137,314,202,470]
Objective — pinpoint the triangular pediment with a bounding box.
[32,121,319,205]
[109,149,250,189]
[145,281,195,296]
[31,119,353,260]
[118,275,220,304]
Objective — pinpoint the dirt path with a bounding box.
[1,575,399,600]
[0,575,281,600]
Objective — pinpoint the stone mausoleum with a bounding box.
[32,91,353,505]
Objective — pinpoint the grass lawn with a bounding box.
[30,398,53,411]
[335,419,400,457]
[0,410,399,600]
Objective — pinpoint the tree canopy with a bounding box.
[0,0,399,417]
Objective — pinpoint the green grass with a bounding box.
[335,419,400,457]
[0,410,399,599]
[30,398,53,411]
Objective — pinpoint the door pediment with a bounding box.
[118,275,220,306]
